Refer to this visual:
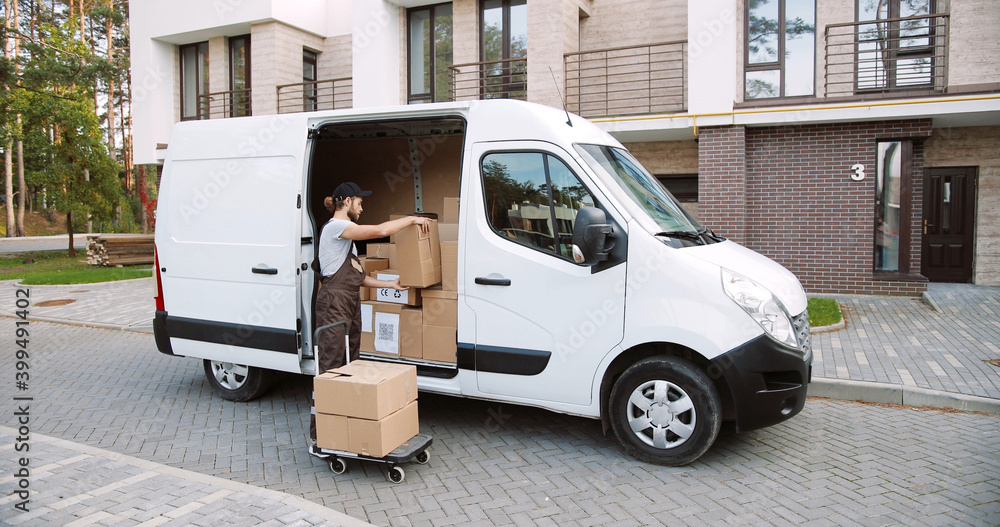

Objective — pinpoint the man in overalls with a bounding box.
[310,182,431,447]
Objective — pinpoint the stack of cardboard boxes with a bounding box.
[359,197,459,363]
[314,360,418,457]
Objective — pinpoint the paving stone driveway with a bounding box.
[1,322,998,526]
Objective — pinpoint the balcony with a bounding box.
[196,89,252,119]
[448,58,527,102]
[276,78,353,114]
[825,14,949,98]
[565,41,686,118]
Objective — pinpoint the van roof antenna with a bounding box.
[548,66,573,127]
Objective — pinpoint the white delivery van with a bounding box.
[153,99,812,466]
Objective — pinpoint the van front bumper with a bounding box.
[709,334,812,432]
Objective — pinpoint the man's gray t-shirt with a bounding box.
[318,218,357,277]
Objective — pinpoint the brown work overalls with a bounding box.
[310,249,365,441]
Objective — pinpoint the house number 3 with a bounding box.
[850,163,866,181]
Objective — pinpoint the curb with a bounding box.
[808,377,1000,415]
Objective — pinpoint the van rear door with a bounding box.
[156,115,307,373]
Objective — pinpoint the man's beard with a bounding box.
[348,210,360,222]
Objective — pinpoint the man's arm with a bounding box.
[341,216,431,240]
[363,275,407,291]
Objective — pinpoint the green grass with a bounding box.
[808,297,843,327]
[0,251,152,285]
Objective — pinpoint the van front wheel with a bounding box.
[609,357,721,466]
[203,360,273,402]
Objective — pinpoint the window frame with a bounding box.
[854,0,938,93]
[744,0,816,100]
[228,34,251,117]
[303,48,318,112]
[179,41,209,121]
[873,139,914,277]
[479,149,599,263]
[407,2,454,104]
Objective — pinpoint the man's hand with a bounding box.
[412,216,431,234]
[389,278,409,291]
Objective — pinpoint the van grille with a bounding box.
[792,311,812,357]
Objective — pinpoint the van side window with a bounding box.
[481,152,597,260]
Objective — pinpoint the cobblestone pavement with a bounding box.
[1,323,998,526]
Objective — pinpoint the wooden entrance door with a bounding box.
[921,167,977,283]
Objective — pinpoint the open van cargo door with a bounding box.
[155,114,310,373]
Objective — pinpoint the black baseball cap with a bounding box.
[333,182,372,200]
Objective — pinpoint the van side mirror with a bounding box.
[571,206,614,266]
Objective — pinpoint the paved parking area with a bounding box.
[1,323,998,526]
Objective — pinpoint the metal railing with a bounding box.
[448,58,527,102]
[565,41,686,118]
[825,14,949,97]
[197,88,252,119]
[276,77,353,114]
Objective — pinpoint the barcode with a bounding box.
[377,322,395,342]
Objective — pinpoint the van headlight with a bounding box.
[722,268,798,348]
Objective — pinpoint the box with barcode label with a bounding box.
[371,302,423,359]
[371,270,422,306]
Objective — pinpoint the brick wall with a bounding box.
[699,126,747,243]
[699,120,933,296]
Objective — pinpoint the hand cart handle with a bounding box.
[312,320,353,365]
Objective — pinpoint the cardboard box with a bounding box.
[372,302,423,359]
[360,301,376,352]
[441,241,458,291]
[423,325,457,363]
[313,360,417,420]
[443,197,459,223]
[439,223,458,242]
[367,243,394,260]
[348,400,419,457]
[316,413,349,451]
[372,270,421,306]
[394,220,441,288]
[421,288,457,327]
[359,257,389,300]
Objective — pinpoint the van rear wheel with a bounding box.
[203,360,273,402]
[609,356,721,466]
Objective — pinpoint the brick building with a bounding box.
[131,0,1000,295]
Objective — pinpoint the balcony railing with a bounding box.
[825,14,949,97]
[448,58,527,102]
[565,41,686,118]
[197,88,252,119]
[276,78,353,114]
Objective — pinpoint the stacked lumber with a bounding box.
[87,234,155,267]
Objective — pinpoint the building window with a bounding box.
[656,175,698,202]
[856,0,936,91]
[303,49,318,111]
[229,35,251,117]
[745,0,815,99]
[408,3,453,104]
[180,42,209,120]
[874,140,913,273]
[481,0,527,99]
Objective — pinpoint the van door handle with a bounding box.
[252,266,278,275]
[475,276,511,286]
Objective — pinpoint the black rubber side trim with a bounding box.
[153,310,174,356]
[457,342,475,370]
[163,314,299,354]
[474,345,550,375]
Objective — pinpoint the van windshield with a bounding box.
[575,143,703,236]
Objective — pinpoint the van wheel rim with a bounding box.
[626,380,696,449]
[211,361,249,390]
